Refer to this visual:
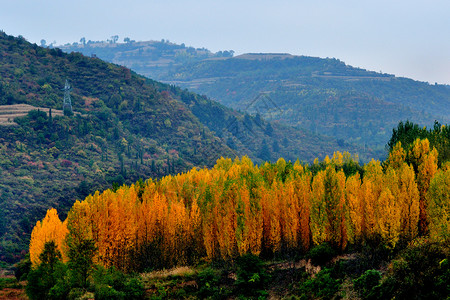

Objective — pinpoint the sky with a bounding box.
[1,0,450,84]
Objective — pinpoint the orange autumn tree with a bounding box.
[261,183,282,255]
[323,166,347,250]
[396,163,420,241]
[386,142,420,241]
[360,160,384,241]
[292,162,312,252]
[29,150,448,272]
[310,165,347,250]
[409,138,438,235]
[345,173,363,245]
[376,168,402,248]
[427,167,450,242]
[310,169,327,246]
[29,208,68,267]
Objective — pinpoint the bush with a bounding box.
[14,255,31,281]
[95,284,125,300]
[123,277,145,299]
[93,266,144,300]
[67,288,86,300]
[353,269,382,299]
[196,267,221,299]
[235,254,269,296]
[308,243,336,265]
[298,268,341,299]
[0,277,19,290]
[375,241,449,299]
[48,277,71,300]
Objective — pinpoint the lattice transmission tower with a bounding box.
[62,79,73,115]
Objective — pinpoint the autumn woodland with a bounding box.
[1,31,450,298]
[30,138,448,274]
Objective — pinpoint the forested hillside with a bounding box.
[60,39,450,151]
[161,54,450,150]
[0,32,367,265]
[59,38,234,80]
[30,134,449,271]
[0,32,235,265]
[24,126,450,298]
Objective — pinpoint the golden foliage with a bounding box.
[29,143,449,271]
[29,208,68,267]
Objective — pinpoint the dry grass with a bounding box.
[141,266,196,281]
[0,104,65,126]
[0,287,28,300]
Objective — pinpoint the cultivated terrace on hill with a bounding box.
[0,32,368,266]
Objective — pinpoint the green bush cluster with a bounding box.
[235,254,270,298]
[307,243,337,265]
[24,241,144,300]
[298,268,341,299]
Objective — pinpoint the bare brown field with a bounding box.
[0,104,64,126]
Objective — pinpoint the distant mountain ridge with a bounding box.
[59,40,450,151]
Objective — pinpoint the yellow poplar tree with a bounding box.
[376,169,402,248]
[29,208,68,267]
[310,170,327,245]
[397,163,420,241]
[410,138,438,235]
[427,168,450,242]
[345,173,363,245]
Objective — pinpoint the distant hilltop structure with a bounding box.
[234,53,295,60]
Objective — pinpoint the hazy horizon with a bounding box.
[2,0,449,84]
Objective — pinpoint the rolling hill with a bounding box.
[0,32,368,265]
[60,41,450,151]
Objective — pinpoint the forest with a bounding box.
[1,31,449,299]
[0,31,370,268]
[57,38,450,154]
[17,121,450,299]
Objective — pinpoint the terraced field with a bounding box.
[0,104,64,125]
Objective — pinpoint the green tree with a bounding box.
[68,239,97,288]
[26,241,66,300]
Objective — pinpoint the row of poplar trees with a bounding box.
[29,138,449,272]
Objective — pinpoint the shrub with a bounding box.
[95,284,125,300]
[93,266,144,300]
[298,268,341,299]
[67,288,86,300]
[123,277,145,299]
[376,241,449,299]
[14,255,31,281]
[48,277,71,300]
[196,267,221,299]
[353,269,382,299]
[235,254,269,296]
[308,243,336,265]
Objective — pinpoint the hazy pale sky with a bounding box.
[2,0,449,84]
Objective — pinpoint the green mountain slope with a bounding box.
[0,33,237,264]
[161,54,449,149]
[0,33,369,265]
[59,39,234,79]
[60,40,450,151]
